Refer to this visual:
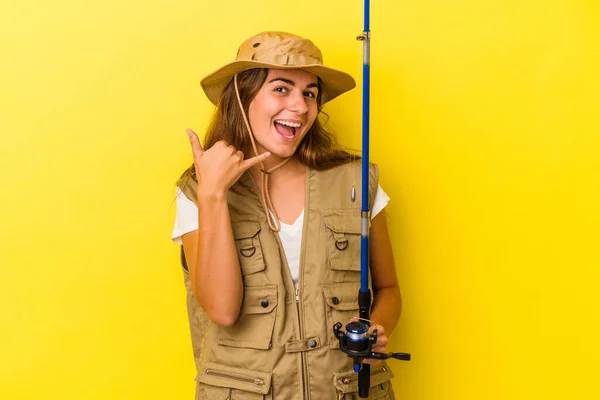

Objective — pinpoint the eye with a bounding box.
[304,91,317,99]
[274,86,288,94]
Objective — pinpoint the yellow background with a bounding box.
[1,0,599,399]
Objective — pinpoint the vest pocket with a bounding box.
[324,213,362,272]
[333,363,395,400]
[323,283,360,349]
[232,220,266,276]
[196,362,272,400]
[217,285,278,350]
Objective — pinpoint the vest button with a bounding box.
[307,339,317,348]
[332,297,340,305]
[260,299,269,308]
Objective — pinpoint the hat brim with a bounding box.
[200,60,356,106]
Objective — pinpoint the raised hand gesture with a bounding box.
[186,128,270,198]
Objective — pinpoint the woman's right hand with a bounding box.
[186,128,270,198]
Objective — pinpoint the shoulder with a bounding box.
[329,161,379,188]
[311,161,380,208]
[176,168,199,206]
[320,160,379,177]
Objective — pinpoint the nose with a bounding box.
[288,91,308,115]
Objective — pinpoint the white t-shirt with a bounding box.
[171,186,390,287]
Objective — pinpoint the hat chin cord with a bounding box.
[234,73,291,232]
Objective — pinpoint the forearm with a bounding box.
[368,211,402,335]
[194,191,243,326]
[369,286,402,335]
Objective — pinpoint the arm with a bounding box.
[369,211,402,334]
[181,192,242,327]
[367,211,402,358]
[182,129,270,327]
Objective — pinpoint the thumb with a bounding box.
[240,151,271,170]
[186,128,205,158]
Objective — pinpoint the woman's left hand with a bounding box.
[349,317,388,365]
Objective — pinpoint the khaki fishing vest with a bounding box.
[179,161,396,400]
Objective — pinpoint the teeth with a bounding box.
[275,120,302,128]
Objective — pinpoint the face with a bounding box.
[247,69,319,160]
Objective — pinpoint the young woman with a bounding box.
[172,31,402,399]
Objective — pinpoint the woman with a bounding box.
[172,31,402,399]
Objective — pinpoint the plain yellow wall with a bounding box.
[1,0,599,399]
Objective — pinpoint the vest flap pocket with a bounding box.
[324,214,362,235]
[241,285,278,314]
[218,285,278,350]
[323,282,359,349]
[197,362,272,395]
[232,220,266,276]
[232,220,261,239]
[323,284,360,311]
[333,363,395,396]
[323,212,361,272]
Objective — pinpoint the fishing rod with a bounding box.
[333,0,411,397]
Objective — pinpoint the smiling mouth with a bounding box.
[274,119,302,139]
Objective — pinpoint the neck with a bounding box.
[250,155,304,182]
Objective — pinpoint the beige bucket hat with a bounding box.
[200,31,356,105]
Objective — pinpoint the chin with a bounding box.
[271,150,296,159]
[264,145,296,159]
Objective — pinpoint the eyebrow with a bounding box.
[269,77,319,89]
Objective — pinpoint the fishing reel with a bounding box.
[332,290,411,398]
[333,320,411,374]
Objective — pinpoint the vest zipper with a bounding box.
[204,369,265,387]
[247,167,310,399]
[297,168,310,400]
[295,286,310,400]
[270,228,307,400]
